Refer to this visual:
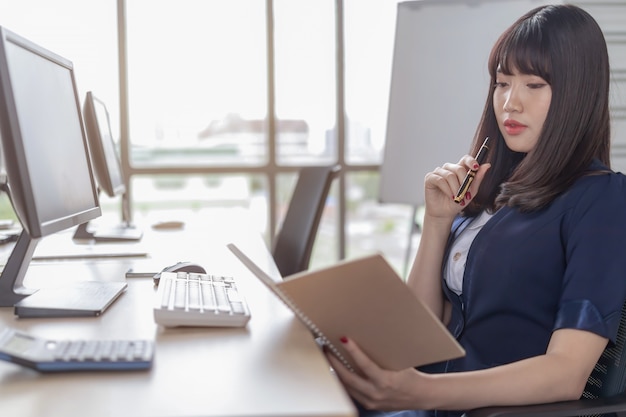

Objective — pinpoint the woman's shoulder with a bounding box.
[562,161,626,214]
[573,160,626,195]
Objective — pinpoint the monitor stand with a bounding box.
[0,230,38,306]
[72,191,143,242]
[0,230,127,316]
[73,221,143,242]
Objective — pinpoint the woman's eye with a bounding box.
[527,83,547,89]
[494,82,508,88]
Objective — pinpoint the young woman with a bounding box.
[327,4,626,417]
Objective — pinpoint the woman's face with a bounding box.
[493,67,552,153]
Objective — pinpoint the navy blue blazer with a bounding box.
[421,161,626,386]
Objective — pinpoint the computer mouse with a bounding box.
[162,261,206,274]
[153,261,207,284]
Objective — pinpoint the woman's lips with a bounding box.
[503,119,527,135]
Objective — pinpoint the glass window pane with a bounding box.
[132,173,252,213]
[0,192,17,224]
[273,0,336,165]
[345,171,415,277]
[125,0,267,167]
[344,0,399,165]
[0,0,119,132]
[130,173,267,236]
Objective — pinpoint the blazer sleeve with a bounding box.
[555,173,626,342]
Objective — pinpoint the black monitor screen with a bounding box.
[0,27,100,238]
[83,91,126,198]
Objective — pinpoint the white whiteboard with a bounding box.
[379,0,549,206]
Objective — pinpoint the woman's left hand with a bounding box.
[326,337,429,412]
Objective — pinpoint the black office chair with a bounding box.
[464,300,626,417]
[272,164,341,278]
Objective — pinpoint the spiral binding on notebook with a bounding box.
[225,242,357,372]
[273,286,356,373]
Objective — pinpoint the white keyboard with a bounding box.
[154,271,251,327]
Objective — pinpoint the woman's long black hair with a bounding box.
[465,4,611,216]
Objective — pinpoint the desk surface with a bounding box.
[0,209,356,417]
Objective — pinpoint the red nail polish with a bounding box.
[465,192,471,200]
[473,163,479,170]
[340,336,348,344]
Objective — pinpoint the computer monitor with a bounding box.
[84,91,126,199]
[72,91,142,242]
[0,26,125,310]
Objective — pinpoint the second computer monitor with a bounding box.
[83,91,126,198]
[74,91,142,242]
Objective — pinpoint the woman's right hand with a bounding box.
[423,155,491,220]
[408,154,490,319]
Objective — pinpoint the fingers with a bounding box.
[428,163,467,200]
[340,337,381,378]
[326,338,417,411]
[425,156,491,207]
[469,163,491,200]
[325,338,375,383]
[325,343,372,402]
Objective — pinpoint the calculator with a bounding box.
[0,327,154,372]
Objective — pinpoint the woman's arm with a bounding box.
[328,328,607,412]
[406,214,454,320]
[406,159,491,320]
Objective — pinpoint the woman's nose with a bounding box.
[503,86,522,113]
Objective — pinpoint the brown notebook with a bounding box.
[227,243,464,374]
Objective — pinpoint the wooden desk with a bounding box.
[0,209,356,417]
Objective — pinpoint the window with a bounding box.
[1,0,413,276]
[273,0,337,165]
[125,0,267,167]
[344,0,397,165]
